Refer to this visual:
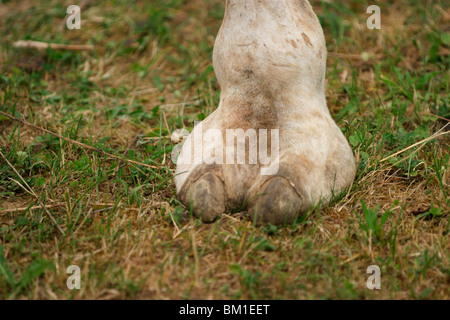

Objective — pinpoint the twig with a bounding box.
[159,100,201,109]
[381,127,449,163]
[8,177,37,198]
[13,40,94,51]
[130,88,158,96]
[426,112,450,123]
[141,136,171,141]
[0,202,120,215]
[339,253,361,266]
[0,111,159,169]
[0,203,64,215]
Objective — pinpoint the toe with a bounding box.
[186,172,226,222]
[248,177,304,225]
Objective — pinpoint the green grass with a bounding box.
[0,0,448,299]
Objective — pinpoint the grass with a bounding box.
[0,0,449,299]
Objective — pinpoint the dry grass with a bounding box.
[0,0,448,299]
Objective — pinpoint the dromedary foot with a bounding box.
[247,177,304,225]
[183,172,226,222]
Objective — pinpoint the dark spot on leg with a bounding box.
[302,32,313,47]
[242,68,254,79]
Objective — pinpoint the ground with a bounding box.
[0,0,448,299]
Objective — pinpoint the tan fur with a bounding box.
[174,0,356,224]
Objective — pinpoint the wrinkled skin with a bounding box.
[174,0,356,224]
